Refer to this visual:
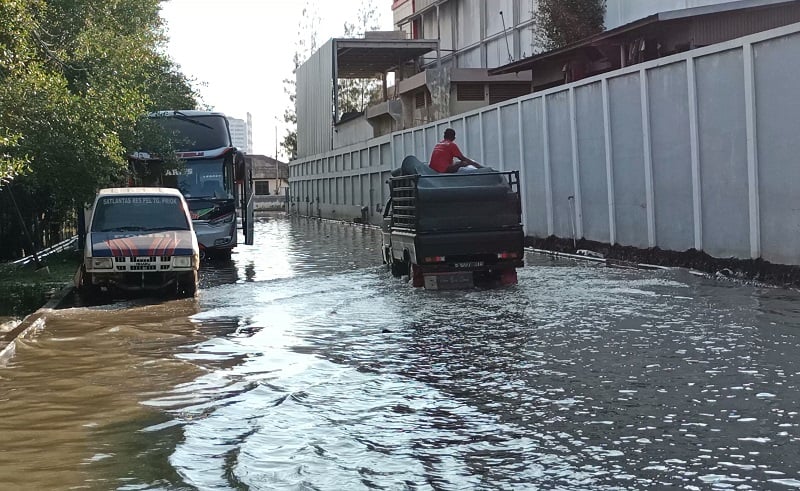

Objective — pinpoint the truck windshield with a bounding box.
[154,114,230,151]
[91,196,190,232]
[173,159,232,199]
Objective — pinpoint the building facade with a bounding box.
[289,0,800,266]
[246,154,289,211]
[228,114,253,154]
[296,0,746,158]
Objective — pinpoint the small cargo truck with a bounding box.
[382,156,524,289]
[76,187,200,298]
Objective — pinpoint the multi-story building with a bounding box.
[228,114,253,154]
[296,0,750,161]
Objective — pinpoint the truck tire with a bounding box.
[177,271,198,298]
[76,267,102,300]
[390,258,408,278]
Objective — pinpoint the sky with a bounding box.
[159,0,393,159]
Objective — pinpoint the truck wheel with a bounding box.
[177,271,198,298]
[390,258,407,278]
[76,267,102,301]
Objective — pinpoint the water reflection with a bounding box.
[2,217,800,489]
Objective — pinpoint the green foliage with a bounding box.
[535,0,606,51]
[338,0,382,116]
[282,0,380,159]
[0,0,199,259]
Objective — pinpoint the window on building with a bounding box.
[457,83,485,101]
[414,89,431,109]
[488,84,532,105]
[255,180,270,195]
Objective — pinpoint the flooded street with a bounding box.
[2,216,800,489]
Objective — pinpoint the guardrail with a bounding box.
[11,236,78,267]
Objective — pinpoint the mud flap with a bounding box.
[410,264,424,288]
[500,268,518,286]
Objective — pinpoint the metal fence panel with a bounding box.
[648,62,695,252]
[546,90,576,241]
[520,97,549,238]
[575,82,611,244]
[609,72,649,249]
[696,48,750,258]
[754,32,800,265]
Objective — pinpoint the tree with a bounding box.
[535,0,606,51]
[338,0,382,116]
[281,1,320,160]
[0,0,199,259]
[281,0,381,160]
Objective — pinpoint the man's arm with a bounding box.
[458,156,481,167]
[443,143,482,172]
[445,159,482,173]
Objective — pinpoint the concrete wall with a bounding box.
[290,22,800,266]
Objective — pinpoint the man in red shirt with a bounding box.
[429,128,481,173]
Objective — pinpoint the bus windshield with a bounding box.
[155,113,231,151]
[174,159,232,199]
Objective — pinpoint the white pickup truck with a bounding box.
[76,187,200,298]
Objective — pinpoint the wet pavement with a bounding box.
[1,216,800,489]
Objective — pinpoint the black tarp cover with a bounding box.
[390,156,521,231]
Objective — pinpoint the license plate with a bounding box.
[454,261,483,268]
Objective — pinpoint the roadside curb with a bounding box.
[0,285,74,364]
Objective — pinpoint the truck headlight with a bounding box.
[172,256,193,268]
[91,258,113,269]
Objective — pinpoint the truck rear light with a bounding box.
[424,256,446,263]
[497,252,519,259]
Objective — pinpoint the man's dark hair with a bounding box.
[443,128,456,141]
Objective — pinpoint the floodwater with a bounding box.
[1,216,800,490]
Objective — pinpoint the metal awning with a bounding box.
[334,39,439,78]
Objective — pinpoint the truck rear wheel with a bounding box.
[390,258,408,278]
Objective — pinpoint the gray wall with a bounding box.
[290,23,800,266]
